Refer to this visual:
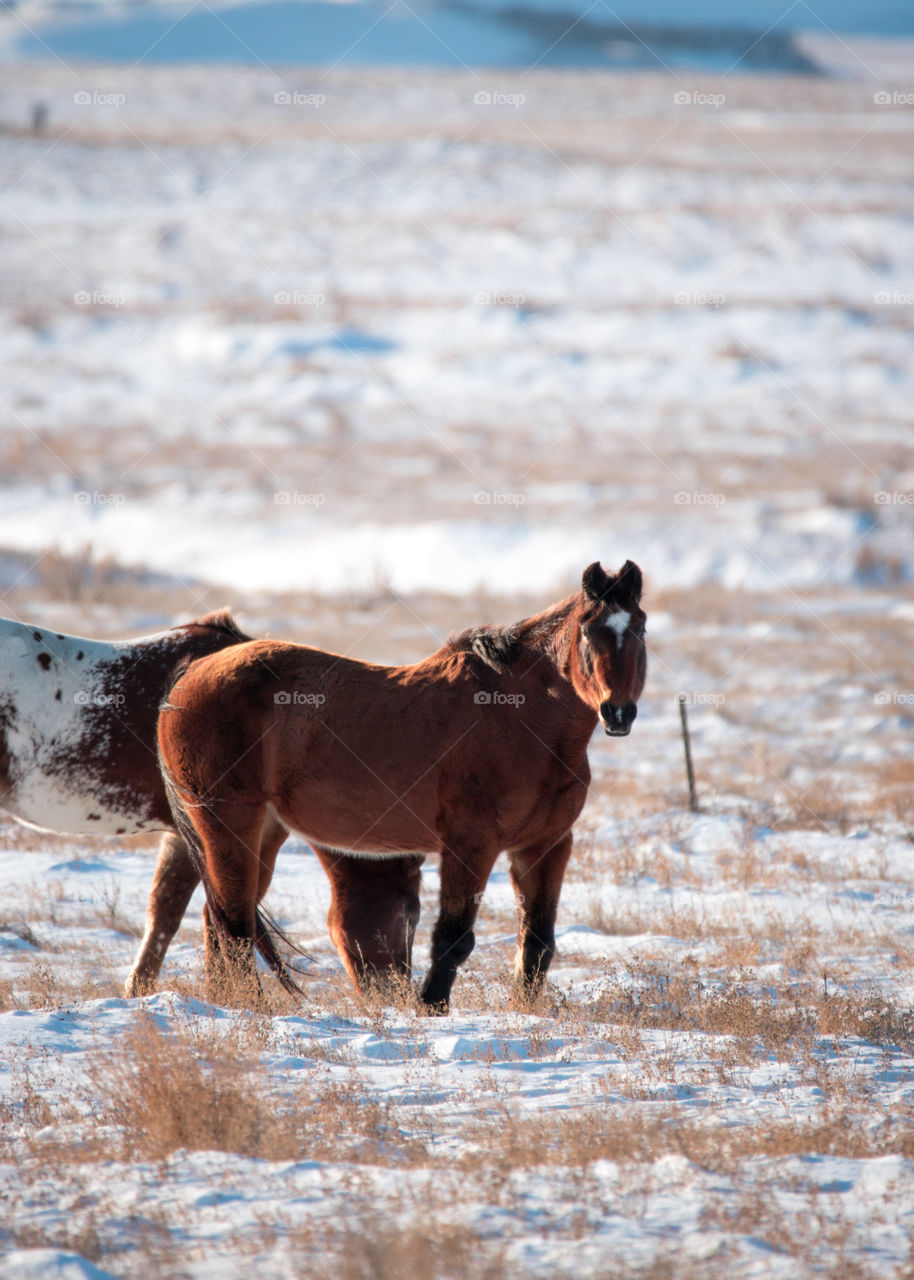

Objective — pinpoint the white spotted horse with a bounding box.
[0,611,422,994]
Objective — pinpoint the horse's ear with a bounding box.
[582,562,609,601]
[611,560,643,605]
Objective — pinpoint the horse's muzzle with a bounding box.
[600,701,637,736]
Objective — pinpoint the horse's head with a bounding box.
[575,559,646,736]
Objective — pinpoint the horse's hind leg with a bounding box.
[190,802,268,1005]
[315,848,424,992]
[125,832,200,997]
[254,808,288,903]
[507,830,574,998]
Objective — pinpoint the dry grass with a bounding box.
[462,1102,914,1178]
[303,1222,508,1280]
[581,966,914,1055]
[6,962,906,1163]
[0,957,125,1012]
[856,758,914,827]
[582,897,651,936]
[89,1014,294,1161]
[3,961,913,1279]
[11,1221,105,1265]
[36,543,124,605]
[2,1010,430,1168]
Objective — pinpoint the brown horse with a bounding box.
[158,560,646,1009]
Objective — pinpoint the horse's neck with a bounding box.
[516,595,578,673]
[518,600,597,734]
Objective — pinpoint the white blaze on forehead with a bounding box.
[602,609,630,641]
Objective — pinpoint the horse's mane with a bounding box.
[446,594,578,674]
[448,623,523,673]
[183,609,252,643]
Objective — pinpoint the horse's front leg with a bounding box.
[507,830,574,998]
[125,832,200,997]
[420,839,500,1013]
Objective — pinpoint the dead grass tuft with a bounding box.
[88,1013,292,1161]
[19,1011,431,1167]
[464,1100,914,1177]
[305,1218,507,1280]
[5,959,123,1011]
[12,1220,103,1263]
[583,967,914,1056]
[36,543,122,605]
[583,897,649,936]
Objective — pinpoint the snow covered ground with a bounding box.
[2,810,914,1277]
[1,56,913,1280]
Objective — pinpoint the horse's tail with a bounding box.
[157,672,303,997]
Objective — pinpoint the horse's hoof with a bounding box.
[124,974,154,999]
[420,998,450,1016]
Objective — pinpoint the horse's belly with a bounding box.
[279,772,440,856]
[291,809,438,859]
[4,772,155,837]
